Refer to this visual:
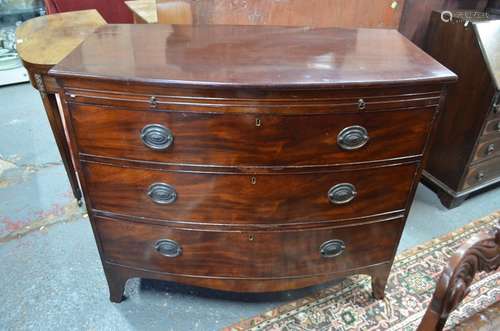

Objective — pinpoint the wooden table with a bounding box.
[126,0,157,23]
[16,10,106,203]
[125,0,405,27]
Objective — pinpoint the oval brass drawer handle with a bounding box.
[320,239,346,258]
[337,125,369,150]
[141,124,174,150]
[154,239,182,258]
[147,183,177,204]
[328,183,357,205]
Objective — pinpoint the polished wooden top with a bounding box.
[16,10,106,67]
[51,24,456,88]
[126,0,405,27]
[474,20,500,90]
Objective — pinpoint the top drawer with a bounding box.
[69,103,435,167]
[64,84,443,113]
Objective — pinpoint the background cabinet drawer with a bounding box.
[96,216,403,278]
[83,162,417,224]
[481,118,500,137]
[70,103,435,167]
[464,156,500,189]
[472,137,500,162]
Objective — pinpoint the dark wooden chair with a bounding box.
[417,220,500,331]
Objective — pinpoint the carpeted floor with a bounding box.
[226,211,500,331]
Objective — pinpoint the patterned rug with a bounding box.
[226,211,500,331]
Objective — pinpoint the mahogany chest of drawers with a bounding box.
[50,24,456,302]
[423,14,500,208]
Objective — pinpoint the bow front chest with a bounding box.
[50,24,456,302]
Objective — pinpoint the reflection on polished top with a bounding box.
[16,9,105,66]
[474,20,500,90]
[51,24,456,87]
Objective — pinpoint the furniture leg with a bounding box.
[437,192,467,209]
[39,91,82,203]
[103,264,130,303]
[371,263,392,299]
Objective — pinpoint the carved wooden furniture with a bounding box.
[422,15,500,208]
[417,221,499,331]
[126,0,405,26]
[15,9,106,204]
[49,24,456,302]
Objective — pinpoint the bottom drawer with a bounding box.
[464,156,500,189]
[96,216,403,279]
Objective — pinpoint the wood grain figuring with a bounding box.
[96,216,404,278]
[102,261,393,297]
[83,161,416,224]
[128,0,405,27]
[50,24,456,88]
[64,84,443,110]
[70,103,435,167]
[16,10,106,66]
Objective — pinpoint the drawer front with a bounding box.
[96,216,403,278]
[481,117,500,137]
[473,136,500,162]
[464,156,500,189]
[66,85,443,113]
[70,103,435,167]
[83,162,417,224]
[488,93,499,120]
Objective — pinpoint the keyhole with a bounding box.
[248,234,255,241]
[255,118,261,127]
[251,176,257,185]
[149,96,158,107]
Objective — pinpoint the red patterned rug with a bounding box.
[225,211,500,331]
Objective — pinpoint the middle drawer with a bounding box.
[70,103,435,167]
[83,162,417,224]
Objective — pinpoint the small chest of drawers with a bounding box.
[50,24,456,302]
